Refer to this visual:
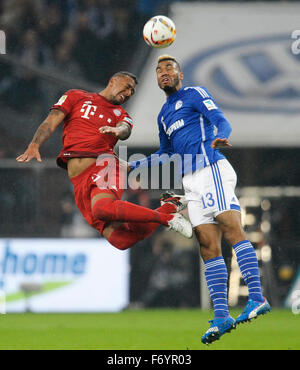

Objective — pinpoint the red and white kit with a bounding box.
[52,89,133,234]
[52,89,133,169]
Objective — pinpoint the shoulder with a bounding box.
[183,86,211,100]
[118,105,129,115]
[117,106,132,121]
[158,101,168,115]
[115,107,133,127]
[64,89,88,96]
[52,89,92,112]
[157,103,167,124]
[64,89,92,100]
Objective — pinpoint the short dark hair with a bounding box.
[111,71,138,85]
[157,55,181,71]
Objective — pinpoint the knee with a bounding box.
[109,238,133,251]
[200,242,222,261]
[222,225,246,246]
[103,223,137,251]
[108,232,135,251]
[92,198,115,221]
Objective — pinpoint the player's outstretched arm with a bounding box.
[16,109,65,163]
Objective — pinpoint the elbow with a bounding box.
[119,134,130,141]
[228,124,232,136]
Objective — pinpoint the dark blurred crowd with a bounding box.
[0,0,154,84]
[0,0,296,93]
[0,0,181,157]
[0,0,295,117]
[0,0,188,84]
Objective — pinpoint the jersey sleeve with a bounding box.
[189,87,232,139]
[51,90,80,116]
[128,115,172,171]
[119,111,134,130]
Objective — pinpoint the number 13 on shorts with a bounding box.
[201,192,215,209]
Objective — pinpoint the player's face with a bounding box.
[156,60,183,94]
[109,76,136,105]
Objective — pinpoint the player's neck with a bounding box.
[98,90,111,103]
[164,84,182,98]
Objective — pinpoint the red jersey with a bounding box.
[51,89,133,169]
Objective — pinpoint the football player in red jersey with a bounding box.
[17,71,192,249]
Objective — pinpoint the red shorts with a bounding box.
[70,157,126,235]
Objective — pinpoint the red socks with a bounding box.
[92,198,173,226]
[100,202,177,251]
[124,202,176,236]
[107,224,140,250]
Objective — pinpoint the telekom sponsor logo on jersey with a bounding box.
[80,103,97,119]
[183,33,300,113]
[80,103,117,125]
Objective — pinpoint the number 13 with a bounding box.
[201,192,215,208]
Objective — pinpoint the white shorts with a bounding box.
[182,159,241,227]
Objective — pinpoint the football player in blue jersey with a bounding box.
[129,55,270,344]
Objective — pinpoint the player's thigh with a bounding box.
[194,223,222,248]
[187,200,223,260]
[216,210,246,246]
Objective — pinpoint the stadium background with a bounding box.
[0,0,299,334]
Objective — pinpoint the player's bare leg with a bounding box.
[194,223,222,261]
[215,210,246,246]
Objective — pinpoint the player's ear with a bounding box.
[179,71,184,81]
[108,77,116,87]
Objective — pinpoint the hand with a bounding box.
[99,126,121,138]
[16,143,42,163]
[117,157,131,173]
[211,138,232,149]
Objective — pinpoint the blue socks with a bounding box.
[204,240,264,319]
[204,256,229,318]
[233,240,264,303]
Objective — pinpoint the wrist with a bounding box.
[29,142,40,149]
[128,162,136,171]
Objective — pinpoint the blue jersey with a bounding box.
[130,86,232,176]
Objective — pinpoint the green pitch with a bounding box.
[0,309,299,350]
